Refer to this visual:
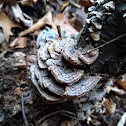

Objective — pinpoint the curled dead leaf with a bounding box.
[11,4,33,27]
[26,54,36,66]
[10,37,28,49]
[116,74,126,91]
[0,11,22,41]
[79,0,95,7]
[19,11,52,36]
[104,99,116,114]
[107,86,126,95]
[52,12,78,35]
[13,51,26,68]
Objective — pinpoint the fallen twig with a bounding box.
[85,33,126,54]
[61,110,78,120]
[21,93,29,126]
[19,11,52,37]
[57,25,62,39]
[35,110,77,126]
[35,110,62,126]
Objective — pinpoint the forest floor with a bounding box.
[0,0,126,126]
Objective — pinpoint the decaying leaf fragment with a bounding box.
[19,11,52,37]
[104,99,116,114]
[0,11,22,41]
[0,31,6,44]
[13,51,26,68]
[20,0,33,7]
[116,74,126,91]
[53,12,78,35]
[11,4,33,27]
[10,37,28,49]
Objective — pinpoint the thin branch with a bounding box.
[35,110,77,126]
[57,25,62,39]
[35,110,62,126]
[86,33,126,54]
[21,93,29,126]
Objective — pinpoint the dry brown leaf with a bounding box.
[20,0,33,7]
[19,10,78,37]
[14,87,25,96]
[19,11,52,36]
[0,11,22,41]
[26,54,36,65]
[10,37,28,49]
[79,0,95,7]
[107,86,126,95]
[52,12,78,35]
[13,51,26,68]
[11,4,33,27]
[116,75,126,91]
[117,80,126,91]
[104,99,116,115]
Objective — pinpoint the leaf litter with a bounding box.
[0,0,126,126]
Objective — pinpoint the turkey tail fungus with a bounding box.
[30,0,126,121]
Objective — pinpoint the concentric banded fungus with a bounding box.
[36,27,69,48]
[65,76,101,97]
[53,39,67,53]
[31,27,101,103]
[42,79,65,96]
[46,57,64,68]
[30,64,64,102]
[49,65,84,85]
[38,43,51,61]
[36,27,58,48]
[78,49,99,65]
[30,0,125,122]
[34,65,48,86]
[48,43,61,60]
[62,37,84,66]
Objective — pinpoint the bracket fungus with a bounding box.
[30,0,117,104]
[29,0,125,121]
[62,37,85,66]
[30,27,102,103]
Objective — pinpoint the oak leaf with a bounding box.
[117,79,126,91]
[0,11,22,41]
[52,12,78,35]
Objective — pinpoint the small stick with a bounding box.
[35,110,77,126]
[61,110,78,119]
[56,25,62,39]
[35,110,62,126]
[85,33,126,55]
[21,93,29,126]
[69,1,81,8]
